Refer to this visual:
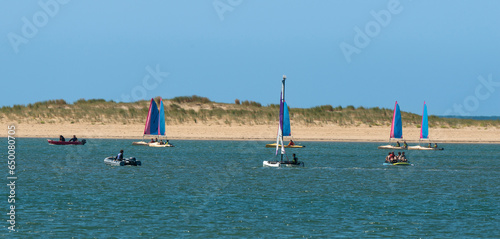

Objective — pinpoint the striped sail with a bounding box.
[390,101,403,139]
[144,98,160,135]
[420,102,429,139]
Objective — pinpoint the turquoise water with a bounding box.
[1,138,499,238]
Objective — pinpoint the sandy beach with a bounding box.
[3,122,499,143]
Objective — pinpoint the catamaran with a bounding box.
[378,101,406,149]
[132,98,174,147]
[263,75,304,167]
[408,102,444,150]
[264,79,304,149]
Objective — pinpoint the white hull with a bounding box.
[408,145,443,150]
[263,161,304,167]
[377,145,407,150]
[132,141,149,146]
[148,142,174,147]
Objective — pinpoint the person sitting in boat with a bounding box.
[397,152,402,162]
[159,140,165,145]
[391,152,398,163]
[403,141,408,148]
[59,135,65,142]
[150,138,155,143]
[69,135,78,142]
[293,153,298,164]
[428,143,432,148]
[288,140,295,146]
[155,138,158,142]
[395,141,400,147]
[433,143,438,148]
[385,153,392,163]
[116,150,124,161]
[400,152,407,162]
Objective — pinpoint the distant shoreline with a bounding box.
[4,122,499,144]
[14,136,500,144]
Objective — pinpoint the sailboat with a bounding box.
[408,102,444,150]
[264,80,304,149]
[132,98,174,147]
[263,75,304,167]
[378,101,407,149]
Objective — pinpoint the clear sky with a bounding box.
[1,0,499,116]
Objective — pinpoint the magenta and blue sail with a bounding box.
[390,101,403,139]
[143,98,166,136]
[420,102,429,139]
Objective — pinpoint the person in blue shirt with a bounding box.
[69,135,78,142]
[116,150,124,161]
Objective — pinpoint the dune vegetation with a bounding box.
[1,96,499,129]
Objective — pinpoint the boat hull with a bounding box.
[132,141,149,146]
[148,142,174,147]
[104,157,141,166]
[263,161,304,167]
[408,145,444,150]
[265,143,305,148]
[383,162,411,166]
[48,139,86,145]
[377,145,407,150]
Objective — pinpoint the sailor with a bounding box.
[288,140,295,146]
[396,141,400,147]
[116,150,124,161]
[428,143,432,148]
[433,143,438,148]
[59,135,65,142]
[150,138,155,143]
[293,154,298,164]
[385,153,391,163]
[403,141,408,148]
[397,152,402,162]
[69,135,78,142]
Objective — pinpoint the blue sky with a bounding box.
[1,0,499,116]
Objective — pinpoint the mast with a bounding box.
[280,75,286,162]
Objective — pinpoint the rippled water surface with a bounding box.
[1,138,499,238]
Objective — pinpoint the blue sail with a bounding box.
[420,102,428,139]
[283,101,291,136]
[390,102,403,139]
[159,98,166,136]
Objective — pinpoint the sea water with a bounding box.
[1,138,499,238]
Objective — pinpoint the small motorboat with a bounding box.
[104,156,141,166]
[48,139,86,145]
